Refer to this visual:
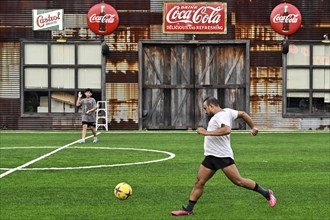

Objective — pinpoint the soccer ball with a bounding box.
[114,182,132,200]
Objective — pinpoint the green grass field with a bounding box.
[0,131,329,220]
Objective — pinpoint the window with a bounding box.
[22,41,103,114]
[78,45,102,65]
[78,68,102,88]
[51,68,75,89]
[24,68,48,88]
[25,44,48,64]
[284,42,330,117]
[51,44,75,65]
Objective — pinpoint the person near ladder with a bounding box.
[76,88,98,144]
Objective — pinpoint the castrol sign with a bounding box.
[270,3,302,36]
[87,3,119,35]
[163,2,227,34]
[32,9,64,31]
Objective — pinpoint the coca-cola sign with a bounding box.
[32,9,64,31]
[270,3,302,36]
[163,2,227,34]
[87,3,119,35]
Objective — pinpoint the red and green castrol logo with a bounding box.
[270,3,302,36]
[87,3,119,35]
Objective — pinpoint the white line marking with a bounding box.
[0,147,175,171]
[0,133,100,179]
[0,146,59,149]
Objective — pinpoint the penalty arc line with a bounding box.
[0,147,176,171]
[0,132,101,179]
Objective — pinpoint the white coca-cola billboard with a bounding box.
[32,9,64,31]
[163,2,227,34]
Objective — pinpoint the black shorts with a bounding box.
[82,121,96,127]
[202,156,235,171]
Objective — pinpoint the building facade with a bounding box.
[0,0,329,130]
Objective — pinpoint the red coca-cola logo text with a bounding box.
[87,3,119,35]
[270,3,302,36]
[163,3,227,34]
[166,5,223,24]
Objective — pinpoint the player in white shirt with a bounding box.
[171,96,276,216]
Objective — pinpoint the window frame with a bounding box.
[283,40,330,118]
[21,40,105,116]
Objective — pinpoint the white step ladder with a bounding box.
[96,101,108,131]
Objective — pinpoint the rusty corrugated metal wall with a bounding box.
[233,0,329,130]
[0,0,329,130]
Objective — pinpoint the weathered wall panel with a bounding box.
[106,83,138,129]
[0,0,329,130]
[0,43,20,98]
[0,98,20,129]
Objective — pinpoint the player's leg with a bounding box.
[189,164,215,202]
[80,123,88,143]
[89,122,98,143]
[171,164,215,216]
[223,164,256,189]
[223,164,276,207]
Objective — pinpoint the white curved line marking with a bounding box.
[0,147,175,171]
[0,133,99,179]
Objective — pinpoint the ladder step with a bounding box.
[96,101,108,131]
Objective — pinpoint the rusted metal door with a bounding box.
[139,40,249,130]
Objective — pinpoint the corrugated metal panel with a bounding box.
[52,115,81,130]
[63,14,88,28]
[0,98,20,129]
[106,83,138,129]
[0,42,20,98]
[17,117,53,130]
[249,66,330,130]
[252,112,330,130]
[298,118,330,130]
[0,1,52,25]
[250,67,283,129]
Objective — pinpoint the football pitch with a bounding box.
[0,130,329,220]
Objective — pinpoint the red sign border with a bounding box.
[87,3,119,36]
[270,3,302,36]
[163,2,227,34]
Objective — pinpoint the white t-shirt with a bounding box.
[204,108,238,159]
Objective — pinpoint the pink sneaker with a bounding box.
[268,190,277,208]
[171,210,192,216]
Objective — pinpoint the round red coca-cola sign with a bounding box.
[87,3,119,35]
[270,3,302,36]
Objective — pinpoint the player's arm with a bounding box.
[237,111,258,136]
[87,99,98,113]
[86,107,97,114]
[196,124,231,136]
[86,99,98,114]
[76,92,82,107]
